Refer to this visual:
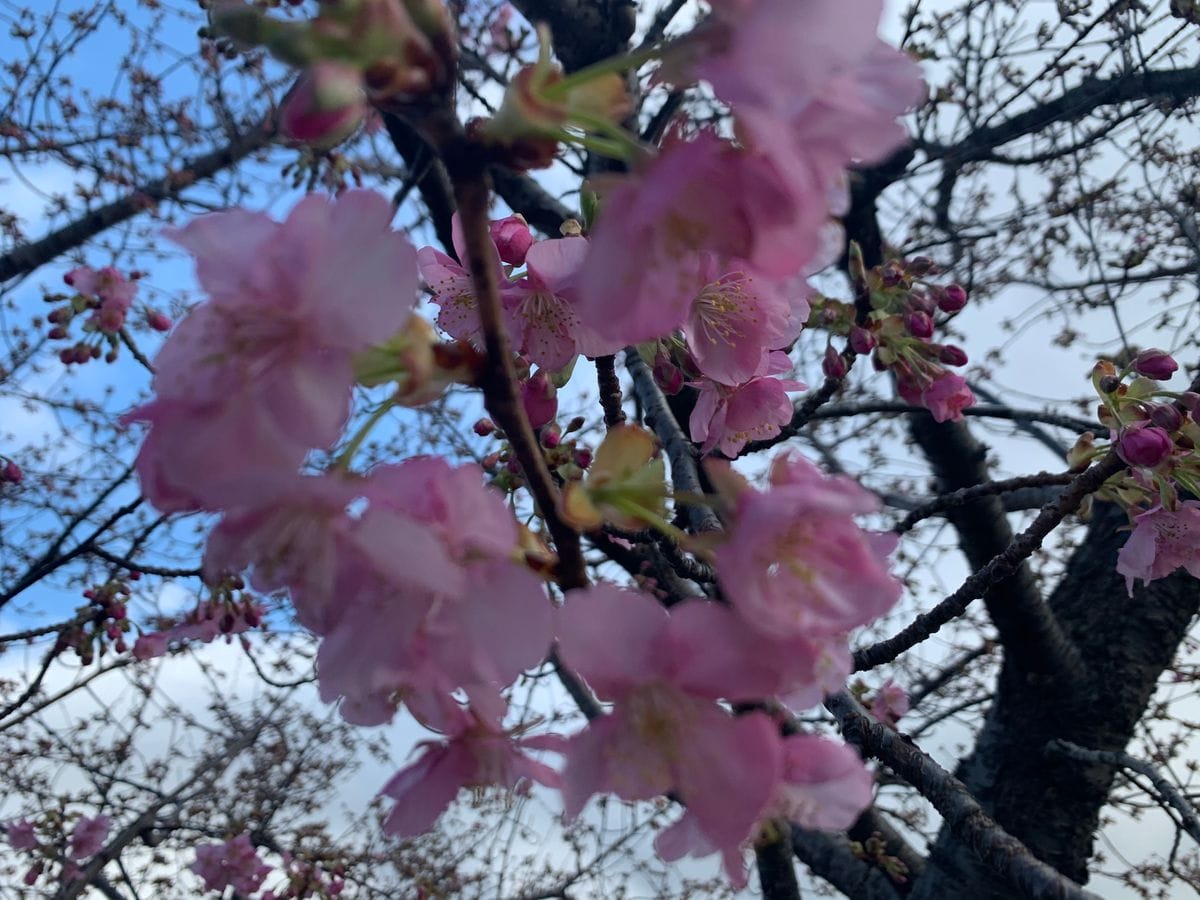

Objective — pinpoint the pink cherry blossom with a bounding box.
[125,190,419,512]
[690,352,805,457]
[502,236,621,370]
[557,585,786,852]
[1117,501,1200,595]
[692,0,924,174]
[191,833,272,895]
[575,132,827,345]
[714,452,902,638]
[655,811,750,889]
[68,814,110,860]
[684,258,810,385]
[380,703,563,838]
[418,213,507,348]
[898,368,976,423]
[870,679,909,728]
[5,819,37,851]
[768,735,874,830]
[306,459,553,726]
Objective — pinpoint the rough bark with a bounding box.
[911,500,1200,898]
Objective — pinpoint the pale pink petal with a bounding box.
[558,585,667,699]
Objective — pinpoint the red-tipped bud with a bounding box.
[473,418,496,436]
[541,425,562,448]
[1115,421,1173,469]
[822,345,848,379]
[939,283,968,312]
[2,460,21,484]
[1149,404,1184,432]
[279,63,367,149]
[938,344,968,366]
[849,326,876,354]
[573,447,593,469]
[146,309,172,332]
[521,370,557,429]
[1133,348,1178,381]
[904,310,935,340]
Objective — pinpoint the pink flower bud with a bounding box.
[279,63,367,149]
[473,418,496,436]
[937,344,968,366]
[573,446,593,469]
[1115,422,1173,468]
[849,326,876,354]
[904,310,934,339]
[1149,404,1183,432]
[1133,349,1178,381]
[653,349,684,394]
[822,345,848,379]
[146,309,172,332]
[541,425,562,448]
[939,283,968,312]
[2,460,22,484]
[489,215,535,266]
[521,370,557,429]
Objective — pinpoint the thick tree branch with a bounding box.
[791,826,905,900]
[827,692,1102,900]
[0,120,273,284]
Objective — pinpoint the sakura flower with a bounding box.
[557,585,787,852]
[202,471,458,634]
[655,811,751,889]
[684,258,810,385]
[870,679,909,728]
[521,369,558,429]
[897,368,976,423]
[380,703,563,837]
[5,819,36,851]
[65,266,137,333]
[713,452,902,638]
[126,190,419,512]
[191,833,272,895]
[502,236,620,370]
[1117,501,1200,595]
[418,213,507,348]
[767,735,874,830]
[690,352,804,457]
[310,459,553,726]
[575,132,827,345]
[68,815,110,860]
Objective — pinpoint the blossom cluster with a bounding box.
[3,814,110,888]
[115,0,934,888]
[47,266,170,365]
[1069,350,1200,593]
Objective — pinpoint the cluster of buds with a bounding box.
[209,0,458,149]
[0,455,21,485]
[480,394,594,494]
[132,578,265,661]
[46,267,170,365]
[56,577,136,663]
[267,853,347,899]
[1075,350,1200,507]
[816,248,974,423]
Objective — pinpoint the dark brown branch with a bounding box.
[1046,739,1200,846]
[827,692,1103,900]
[0,120,273,284]
[894,472,1076,535]
[791,826,904,900]
[595,355,626,427]
[757,822,803,900]
[852,451,1124,671]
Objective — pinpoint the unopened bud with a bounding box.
[939,283,968,312]
[849,326,876,354]
[279,62,366,149]
[904,310,934,340]
[938,344,968,366]
[1097,374,1121,394]
[1132,348,1178,381]
[1149,404,1184,432]
[473,418,496,436]
[1115,421,1174,469]
[822,345,848,379]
